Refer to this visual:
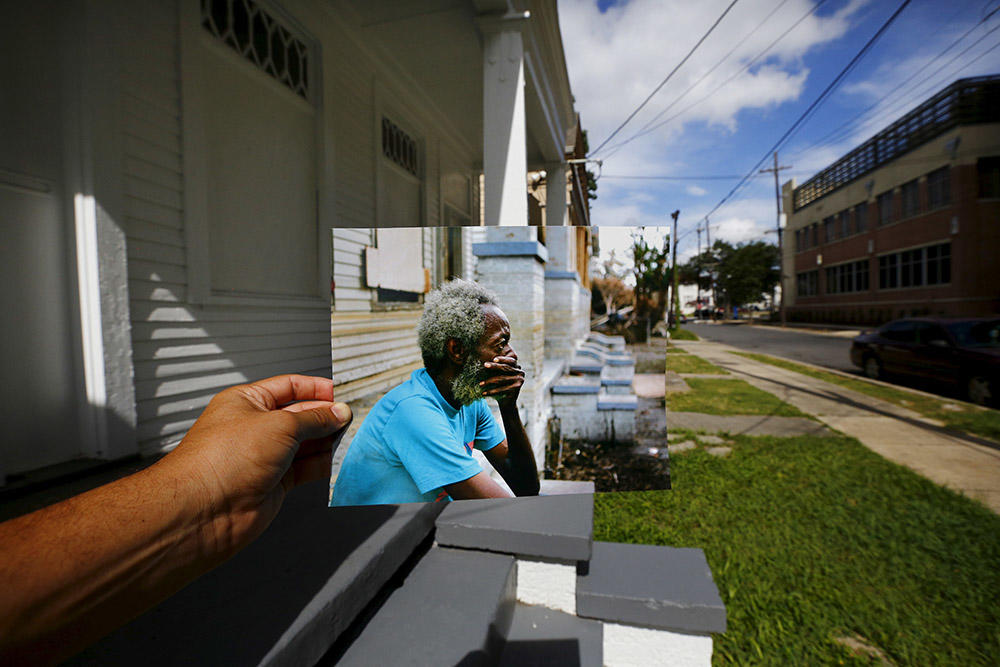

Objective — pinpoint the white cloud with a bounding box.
[686,184,707,196]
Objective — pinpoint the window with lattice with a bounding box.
[382,117,420,177]
[201,0,309,100]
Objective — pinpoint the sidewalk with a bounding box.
[671,340,1000,514]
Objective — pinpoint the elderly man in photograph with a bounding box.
[330,279,540,505]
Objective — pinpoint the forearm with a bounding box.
[497,403,540,496]
[0,457,219,665]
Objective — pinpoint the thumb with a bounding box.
[287,402,352,443]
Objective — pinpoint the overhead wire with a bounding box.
[591,0,741,156]
[623,0,793,145]
[599,0,829,161]
[787,7,1000,161]
[694,0,915,239]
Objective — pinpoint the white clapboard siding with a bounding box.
[121,0,328,457]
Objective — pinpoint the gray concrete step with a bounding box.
[499,604,603,667]
[336,546,517,666]
[435,494,594,562]
[576,542,726,634]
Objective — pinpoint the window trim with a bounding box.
[373,80,428,230]
[179,0,327,308]
[876,240,951,291]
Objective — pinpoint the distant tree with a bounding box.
[630,233,671,322]
[713,240,780,309]
[591,249,633,315]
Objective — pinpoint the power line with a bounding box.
[626,0,793,143]
[788,9,1000,161]
[699,0,915,230]
[600,0,829,160]
[591,0,741,156]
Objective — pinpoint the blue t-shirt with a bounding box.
[330,368,506,506]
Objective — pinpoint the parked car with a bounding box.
[850,317,1000,406]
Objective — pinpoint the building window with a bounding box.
[977,157,1000,198]
[825,260,869,294]
[900,179,919,218]
[382,117,420,178]
[795,229,802,252]
[926,243,951,285]
[927,166,951,208]
[823,216,835,243]
[797,270,818,297]
[854,202,867,234]
[200,0,310,100]
[838,210,850,237]
[878,242,950,290]
[810,223,819,247]
[877,190,893,226]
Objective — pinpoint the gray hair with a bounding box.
[418,279,499,371]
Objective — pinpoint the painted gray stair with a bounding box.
[586,332,626,351]
[576,542,726,634]
[70,481,444,667]
[435,493,594,561]
[335,546,517,666]
[499,604,603,667]
[597,389,637,411]
[568,353,603,374]
[552,374,601,394]
[601,364,634,395]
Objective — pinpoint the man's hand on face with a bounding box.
[479,355,524,409]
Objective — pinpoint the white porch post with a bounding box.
[544,162,568,227]
[479,11,529,227]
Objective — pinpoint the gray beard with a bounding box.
[451,355,488,406]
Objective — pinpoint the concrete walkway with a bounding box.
[672,340,1000,514]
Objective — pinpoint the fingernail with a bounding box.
[331,402,352,422]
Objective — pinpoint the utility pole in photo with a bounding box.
[695,222,702,314]
[670,209,680,328]
[760,151,790,327]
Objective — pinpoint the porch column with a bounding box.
[473,227,547,467]
[545,162,568,227]
[479,11,530,226]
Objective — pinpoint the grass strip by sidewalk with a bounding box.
[594,433,1000,665]
[665,378,810,418]
[733,351,1000,442]
[665,347,687,354]
[668,327,699,341]
[666,353,727,375]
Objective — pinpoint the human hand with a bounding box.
[162,374,352,558]
[480,355,524,409]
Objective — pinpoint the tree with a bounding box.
[630,232,671,323]
[713,240,780,310]
[591,250,633,315]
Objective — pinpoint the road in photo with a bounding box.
[687,322,858,373]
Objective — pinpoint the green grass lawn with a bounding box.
[733,351,1000,443]
[666,378,810,418]
[667,353,728,375]
[666,347,687,354]
[594,434,1000,665]
[668,327,699,341]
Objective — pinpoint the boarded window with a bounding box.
[900,179,919,218]
[927,166,951,208]
[877,191,893,226]
[365,228,427,299]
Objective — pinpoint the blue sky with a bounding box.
[558,0,1000,264]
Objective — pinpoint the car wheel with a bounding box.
[967,376,993,407]
[863,355,882,380]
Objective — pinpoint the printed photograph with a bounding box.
[329,225,674,506]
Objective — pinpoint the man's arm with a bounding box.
[443,470,513,500]
[0,375,352,665]
[481,356,540,497]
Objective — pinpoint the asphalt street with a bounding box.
[686,321,859,372]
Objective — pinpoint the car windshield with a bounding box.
[944,320,1000,348]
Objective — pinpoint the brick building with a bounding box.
[781,75,1000,325]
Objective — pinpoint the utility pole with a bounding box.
[670,209,680,328]
[704,216,714,317]
[759,151,790,327]
[695,223,702,312]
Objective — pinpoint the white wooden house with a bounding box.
[0,0,581,484]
